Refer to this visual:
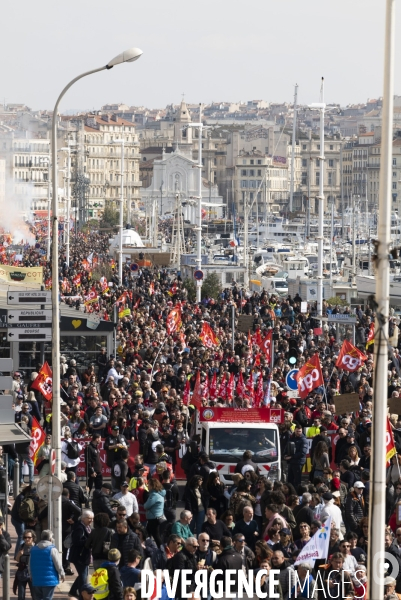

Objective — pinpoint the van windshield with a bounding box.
[209,427,278,463]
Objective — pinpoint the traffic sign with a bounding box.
[286,369,299,391]
[194,270,204,281]
[0,358,13,371]
[0,377,13,390]
[287,390,299,399]
[130,263,139,272]
[7,290,51,305]
[37,475,62,501]
[8,309,52,327]
[7,328,52,341]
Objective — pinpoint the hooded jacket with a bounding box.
[144,489,166,519]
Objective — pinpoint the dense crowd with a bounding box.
[1,228,401,599]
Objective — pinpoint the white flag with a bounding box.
[294,516,332,567]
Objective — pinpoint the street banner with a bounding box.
[0,264,43,286]
[198,406,284,424]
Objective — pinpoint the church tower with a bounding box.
[172,98,193,155]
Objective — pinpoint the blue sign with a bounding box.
[194,270,204,281]
[130,263,139,272]
[286,369,299,391]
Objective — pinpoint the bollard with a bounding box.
[13,457,20,500]
[3,552,10,600]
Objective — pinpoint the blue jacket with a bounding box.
[30,542,59,587]
[144,489,166,519]
[288,433,308,466]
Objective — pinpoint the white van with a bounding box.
[196,408,282,484]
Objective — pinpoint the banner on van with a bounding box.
[199,407,284,424]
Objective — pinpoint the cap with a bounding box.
[280,528,291,536]
[161,387,169,392]
[121,481,129,487]
[384,576,397,586]
[80,583,96,594]
[354,481,365,489]
[134,390,143,396]
[319,426,327,432]
[112,425,120,431]
[102,482,112,491]
[158,402,166,410]
[322,492,333,501]
[332,491,341,498]
[108,548,121,562]
[241,465,255,475]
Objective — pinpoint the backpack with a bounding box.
[113,463,121,477]
[63,532,73,549]
[66,441,79,459]
[19,497,36,521]
[91,567,109,600]
[0,469,6,493]
[164,485,174,510]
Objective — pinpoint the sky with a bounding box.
[1,0,400,112]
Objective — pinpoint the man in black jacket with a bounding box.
[214,536,243,595]
[63,472,88,508]
[170,537,199,600]
[85,434,102,492]
[0,516,12,579]
[284,426,308,489]
[92,483,116,521]
[110,519,143,567]
[104,426,127,469]
[234,450,260,475]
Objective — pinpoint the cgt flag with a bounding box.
[295,354,324,400]
[335,340,367,373]
[29,417,46,465]
[31,361,53,401]
[166,305,182,335]
[199,322,220,348]
[386,418,397,465]
[258,330,272,362]
[366,322,375,349]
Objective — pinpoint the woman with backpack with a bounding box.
[61,427,83,480]
[11,485,38,558]
[13,529,36,600]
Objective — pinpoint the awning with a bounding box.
[0,423,32,445]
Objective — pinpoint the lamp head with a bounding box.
[106,48,143,69]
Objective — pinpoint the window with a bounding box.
[242,160,246,165]
[249,180,256,188]
[316,173,320,185]
[328,172,333,185]
[393,182,397,190]
[257,170,262,176]
[249,170,254,176]
[393,158,397,166]
[330,145,333,150]
[250,160,254,165]
[317,144,320,150]
[302,144,307,150]
[316,159,320,166]
[213,158,217,166]
[257,160,262,165]
[394,172,397,178]
[302,159,307,167]
[301,172,307,185]
[241,169,247,176]
[241,180,248,188]
[329,159,334,167]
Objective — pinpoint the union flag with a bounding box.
[199,322,220,348]
[366,323,375,349]
[209,372,217,400]
[335,340,367,373]
[217,373,227,399]
[295,354,324,400]
[226,372,235,403]
[29,417,46,465]
[31,361,53,402]
[254,374,264,408]
[191,371,202,409]
[182,379,191,405]
[166,305,182,335]
[72,274,81,287]
[386,418,397,465]
[259,330,273,361]
[237,372,246,398]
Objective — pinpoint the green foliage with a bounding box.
[201,272,221,301]
[326,296,349,307]
[183,278,196,302]
[100,204,120,229]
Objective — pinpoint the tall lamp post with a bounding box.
[188,107,204,302]
[50,47,142,552]
[112,139,125,282]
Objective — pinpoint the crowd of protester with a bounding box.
[1,229,401,599]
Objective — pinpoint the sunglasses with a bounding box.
[24,536,32,539]
[236,539,245,543]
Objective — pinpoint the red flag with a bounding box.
[254,353,261,367]
[191,371,202,409]
[182,379,191,405]
[237,372,246,398]
[31,361,53,402]
[166,305,182,335]
[252,329,262,347]
[366,323,375,348]
[295,354,324,399]
[72,274,81,287]
[258,330,272,362]
[199,322,220,348]
[217,373,227,399]
[335,340,367,373]
[386,418,397,465]
[203,374,210,400]
[246,374,254,403]
[226,373,235,403]
[255,374,264,408]
[209,372,217,400]
[29,417,46,465]
[248,331,252,348]
[149,282,155,295]
[84,288,98,305]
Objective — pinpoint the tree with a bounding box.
[201,272,221,301]
[100,204,120,229]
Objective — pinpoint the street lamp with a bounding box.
[50,47,142,552]
[111,139,125,282]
